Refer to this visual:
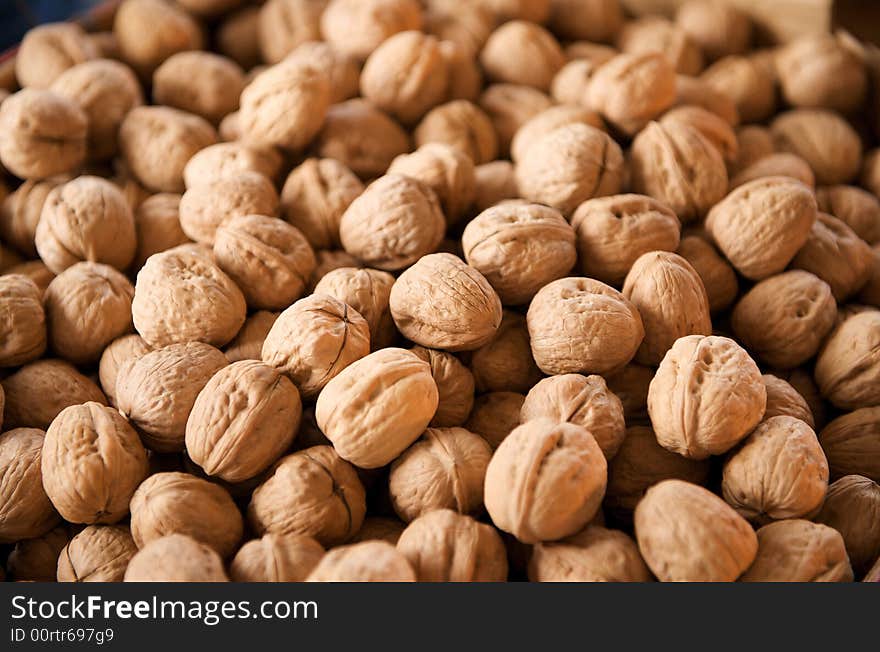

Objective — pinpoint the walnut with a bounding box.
[465,391,524,450]
[740,519,852,582]
[762,374,814,427]
[623,252,712,365]
[410,346,475,426]
[527,277,644,376]
[223,312,277,364]
[397,509,507,581]
[41,402,149,524]
[124,534,228,582]
[97,335,150,406]
[550,60,595,106]
[0,274,47,367]
[469,311,541,394]
[230,534,325,582]
[57,525,137,582]
[635,479,757,581]
[771,109,862,186]
[439,39,482,102]
[605,364,654,425]
[548,0,622,43]
[313,268,396,350]
[340,175,444,271]
[676,233,738,313]
[423,0,493,56]
[0,176,67,258]
[257,0,326,64]
[320,0,423,62]
[130,194,187,269]
[15,22,98,88]
[701,55,775,123]
[529,525,651,582]
[153,51,244,125]
[415,100,498,164]
[0,89,87,180]
[479,83,553,157]
[285,41,361,104]
[315,348,438,468]
[0,428,59,543]
[184,142,282,189]
[816,185,880,245]
[516,123,624,216]
[661,105,738,163]
[673,75,739,126]
[217,7,261,69]
[262,294,370,399]
[2,261,55,296]
[648,335,766,459]
[862,148,880,197]
[389,144,475,224]
[485,419,606,544]
[308,250,363,291]
[705,177,818,280]
[818,408,880,482]
[814,311,880,410]
[132,248,247,348]
[180,173,279,245]
[113,0,204,78]
[481,21,564,91]
[7,526,72,581]
[730,152,816,190]
[616,17,703,76]
[675,0,752,60]
[247,446,366,545]
[479,0,550,24]
[860,245,880,307]
[307,540,416,581]
[815,475,880,575]
[350,517,406,544]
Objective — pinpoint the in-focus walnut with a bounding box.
[0,275,46,367]
[262,294,370,398]
[740,519,852,582]
[816,185,880,245]
[729,152,816,190]
[258,0,326,64]
[814,311,880,410]
[527,277,643,376]
[315,348,438,468]
[661,105,738,164]
[548,0,622,43]
[762,374,814,427]
[479,84,553,157]
[415,100,498,165]
[521,374,624,460]
[605,426,710,522]
[186,360,302,482]
[648,335,766,460]
[42,402,148,524]
[623,252,712,365]
[339,175,444,271]
[776,33,867,113]
[314,268,396,350]
[247,445,366,545]
[529,525,651,582]
[485,419,607,544]
[630,121,728,223]
[0,89,87,180]
[153,52,244,126]
[605,364,654,425]
[676,233,738,313]
[113,0,204,78]
[132,248,246,348]
[818,408,880,482]
[285,41,361,104]
[731,271,836,369]
[722,416,828,523]
[465,391,524,450]
[410,347,475,427]
[0,360,106,430]
[397,509,507,581]
[701,55,775,123]
[57,525,137,582]
[230,534,325,582]
[480,21,564,92]
[616,17,703,76]
[673,75,739,126]
[516,123,624,216]
[705,177,818,280]
[0,428,58,543]
[132,193,189,270]
[184,142,282,189]
[51,59,143,161]
[43,263,133,365]
[119,106,217,193]
[390,253,502,351]
[389,427,491,522]
[124,534,228,582]
[217,6,261,69]
[7,526,72,581]
[815,475,880,575]
[588,52,676,136]
[314,99,411,179]
[97,334,150,405]
[0,176,67,258]
[320,0,423,62]
[771,109,862,186]
[635,479,757,581]
[307,540,415,581]
[361,31,449,125]
[389,144,475,224]
[675,0,752,61]
[469,311,541,394]
[15,22,98,89]
[130,472,243,557]
[351,517,406,545]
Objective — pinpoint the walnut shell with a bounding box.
[729,152,816,190]
[550,59,596,107]
[705,177,818,280]
[605,364,654,425]
[818,408,880,482]
[180,173,279,245]
[124,534,228,582]
[313,267,396,350]
[464,392,523,450]
[224,311,278,363]
[469,311,541,395]
[3,261,55,296]
[480,0,550,24]
[740,519,852,582]
[97,335,151,406]
[42,402,148,524]
[0,274,47,367]
[672,74,740,126]
[217,7,261,69]
[816,185,880,245]
[396,509,507,581]
[481,20,563,91]
[701,55,775,123]
[634,479,757,581]
[285,40,361,104]
[57,525,137,582]
[307,540,416,582]
[676,233,738,313]
[247,445,366,546]
[423,0,493,56]
[676,0,752,60]
[320,0,423,62]
[388,143,475,224]
[315,348,438,468]
[511,105,604,164]
[0,428,59,543]
[529,525,651,582]
[814,311,880,410]
[184,142,282,189]
[648,335,766,459]
[415,100,498,165]
[479,83,553,157]
[132,248,247,348]
[153,51,244,126]
[771,109,862,186]
[815,475,880,575]
[131,193,189,270]
[257,0,325,64]
[858,245,880,307]
[0,176,68,258]
[527,277,644,376]
[548,0,621,42]
[762,374,815,427]
[15,22,98,89]
[7,526,72,581]
[410,347,475,427]
[230,534,325,582]
[350,516,406,544]
[616,16,703,76]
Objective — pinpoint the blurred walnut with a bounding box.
[617,17,703,76]
[153,52,244,126]
[676,0,752,60]
[818,408,880,482]
[762,374,814,427]
[230,534,325,582]
[6,526,71,581]
[740,520,852,582]
[284,40,360,104]
[217,7,261,69]
[479,84,553,157]
[415,100,498,165]
[529,525,651,582]
[701,55,775,123]
[465,391,525,450]
[124,534,228,582]
[816,185,880,245]
[411,347,475,427]
[469,311,541,395]
[320,0,423,62]
[307,540,415,581]
[673,75,739,126]
[113,0,204,78]
[257,0,326,64]
[0,176,67,258]
[676,233,738,313]
[15,22,97,88]
[730,153,816,190]
[97,334,150,405]
[481,21,564,91]
[661,105,737,163]
[771,109,862,186]
[548,0,622,43]
[605,364,654,425]
[815,475,880,576]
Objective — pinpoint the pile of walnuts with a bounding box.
[1,0,880,583]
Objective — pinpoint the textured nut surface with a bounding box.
[315,348,438,468]
[771,109,862,186]
[673,74,740,126]
[730,152,816,190]
[113,0,204,78]
[469,311,541,394]
[0,176,68,258]
[411,347,475,427]
[124,534,228,582]
[15,22,98,89]
[57,525,137,582]
[511,104,604,163]
[817,185,880,245]
[527,277,643,375]
[388,143,475,224]
[285,40,361,104]
[0,428,58,543]
[153,51,245,125]
[247,446,366,546]
[307,540,416,582]
[6,526,71,581]
[762,374,814,427]
[814,311,880,410]
[634,479,757,581]
[740,519,852,582]
[815,475,880,574]
[485,419,607,544]
[529,525,651,582]
[818,408,880,482]
[180,173,279,245]
[676,234,738,313]
[0,274,47,367]
[648,335,766,459]
[479,83,553,156]
[130,472,243,557]
[132,193,189,270]
[548,0,621,42]
[230,533,325,582]
[481,20,564,91]
[184,141,282,189]
[396,509,507,581]
[41,402,148,524]
[701,55,775,123]
[605,364,654,425]
[313,268,396,350]
[415,100,498,165]
[97,334,150,406]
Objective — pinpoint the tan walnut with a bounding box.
[57,525,138,582]
[528,525,652,582]
[124,534,228,582]
[740,519,852,582]
[230,534,325,582]
[0,428,59,543]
